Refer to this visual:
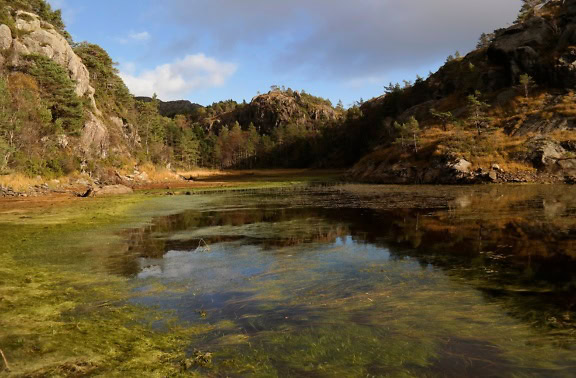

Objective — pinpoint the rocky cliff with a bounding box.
[0,8,134,162]
[349,0,576,184]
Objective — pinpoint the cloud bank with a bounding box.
[161,0,521,80]
[120,54,237,100]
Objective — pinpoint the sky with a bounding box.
[48,0,522,107]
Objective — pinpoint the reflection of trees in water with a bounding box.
[333,205,576,333]
[110,207,351,277]
[109,185,576,332]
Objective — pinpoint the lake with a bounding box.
[2,184,576,376]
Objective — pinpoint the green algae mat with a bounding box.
[1,185,576,377]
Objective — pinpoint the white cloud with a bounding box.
[129,31,151,42]
[118,31,151,44]
[120,54,237,100]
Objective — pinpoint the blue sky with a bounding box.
[49,0,521,107]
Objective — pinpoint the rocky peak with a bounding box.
[240,90,339,133]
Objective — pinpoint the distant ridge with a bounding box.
[135,97,203,118]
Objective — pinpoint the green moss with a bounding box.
[0,195,207,376]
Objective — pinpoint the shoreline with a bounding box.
[1,167,574,202]
[0,169,344,203]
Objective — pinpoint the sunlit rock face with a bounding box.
[12,11,95,99]
[0,11,128,158]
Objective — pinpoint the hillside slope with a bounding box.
[0,3,145,181]
[349,0,576,184]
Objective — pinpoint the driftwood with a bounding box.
[179,175,195,181]
[196,239,211,253]
[79,188,94,198]
[0,348,10,372]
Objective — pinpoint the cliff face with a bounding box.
[10,11,95,101]
[0,9,132,161]
[349,0,576,184]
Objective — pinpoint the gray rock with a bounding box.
[57,134,69,149]
[557,158,576,170]
[0,24,12,51]
[527,138,566,168]
[81,112,109,158]
[135,171,149,182]
[488,170,499,182]
[94,185,133,196]
[450,158,472,174]
[13,11,96,101]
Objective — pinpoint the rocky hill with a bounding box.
[135,97,203,118]
[349,0,576,184]
[191,89,341,135]
[0,0,345,183]
[0,2,144,181]
[1,0,575,188]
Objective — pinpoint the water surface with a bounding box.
[109,185,576,376]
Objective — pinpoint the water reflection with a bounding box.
[116,185,576,376]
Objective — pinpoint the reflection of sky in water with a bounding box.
[123,186,576,376]
[137,244,273,282]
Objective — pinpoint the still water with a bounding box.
[112,185,576,376]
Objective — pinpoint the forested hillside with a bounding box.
[0,0,355,184]
[0,0,575,188]
[348,0,576,183]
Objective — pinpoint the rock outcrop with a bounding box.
[0,11,131,160]
[348,0,576,184]
[81,112,109,158]
[527,137,576,175]
[11,11,96,104]
[0,24,12,51]
[208,91,340,134]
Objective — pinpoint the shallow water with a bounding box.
[3,184,576,376]
[107,185,576,376]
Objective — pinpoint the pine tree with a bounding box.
[23,54,84,135]
[476,33,495,49]
[519,73,535,98]
[394,117,420,153]
[467,91,491,136]
[430,108,454,131]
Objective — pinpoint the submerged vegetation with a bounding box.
[0,195,204,375]
[3,184,576,375]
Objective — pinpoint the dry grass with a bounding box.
[0,173,44,191]
[358,125,536,173]
[138,163,181,182]
[177,168,229,178]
